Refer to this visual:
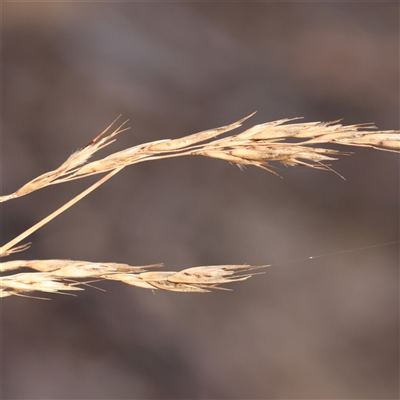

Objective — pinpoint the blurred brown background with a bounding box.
[1,2,399,399]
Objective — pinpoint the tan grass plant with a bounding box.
[1,113,399,298]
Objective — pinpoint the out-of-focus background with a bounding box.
[1,2,398,399]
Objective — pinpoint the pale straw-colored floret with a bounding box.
[0,272,85,295]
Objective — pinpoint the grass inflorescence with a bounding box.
[1,113,399,298]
